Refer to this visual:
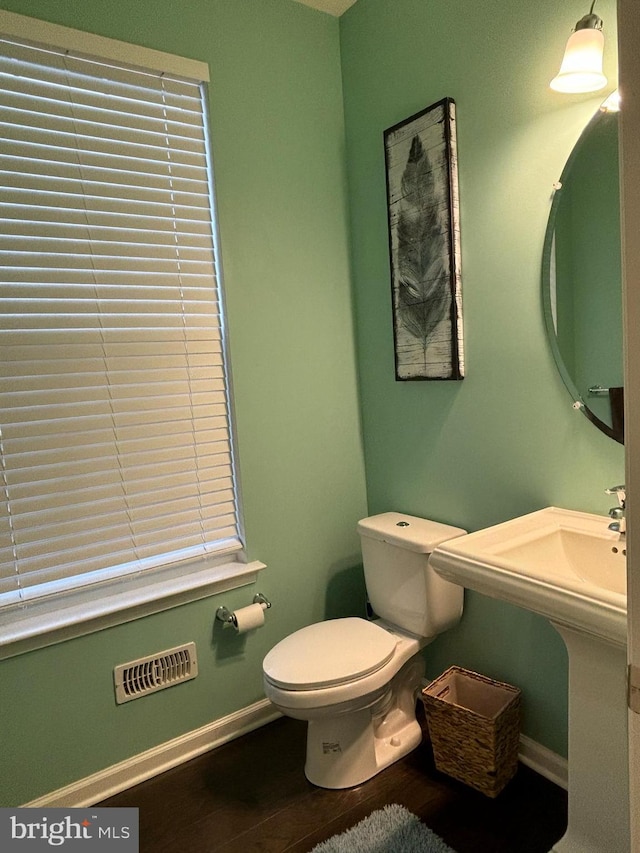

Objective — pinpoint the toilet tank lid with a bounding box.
[357,512,466,553]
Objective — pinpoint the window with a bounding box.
[0,13,262,657]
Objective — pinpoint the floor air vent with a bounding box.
[114,642,198,704]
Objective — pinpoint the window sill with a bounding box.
[0,558,266,660]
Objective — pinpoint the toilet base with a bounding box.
[303,657,425,789]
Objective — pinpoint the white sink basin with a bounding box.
[430,506,627,645]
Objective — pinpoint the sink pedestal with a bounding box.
[551,624,629,853]
[428,507,629,852]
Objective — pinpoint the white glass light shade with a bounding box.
[550,27,607,93]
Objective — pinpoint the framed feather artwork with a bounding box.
[384,98,464,380]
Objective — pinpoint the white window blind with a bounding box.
[0,33,242,610]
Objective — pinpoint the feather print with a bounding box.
[395,134,449,361]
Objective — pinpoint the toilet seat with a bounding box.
[263,617,397,690]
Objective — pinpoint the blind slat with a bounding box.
[11,478,236,518]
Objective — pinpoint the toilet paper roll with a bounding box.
[233,602,266,633]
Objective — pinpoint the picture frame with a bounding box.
[384,98,464,381]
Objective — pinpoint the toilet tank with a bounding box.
[357,512,466,638]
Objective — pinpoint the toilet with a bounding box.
[262,512,466,789]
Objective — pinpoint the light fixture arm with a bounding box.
[574,2,603,33]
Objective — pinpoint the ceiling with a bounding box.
[291,0,358,15]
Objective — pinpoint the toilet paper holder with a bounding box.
[216,593,271,628]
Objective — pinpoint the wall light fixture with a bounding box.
[550,1,607,93]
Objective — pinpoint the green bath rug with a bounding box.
[309,804,455,853]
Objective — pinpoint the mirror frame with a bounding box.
[541,108,623,445]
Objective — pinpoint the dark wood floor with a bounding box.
[102,709,567,852]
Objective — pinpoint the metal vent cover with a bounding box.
[114,642,198,704]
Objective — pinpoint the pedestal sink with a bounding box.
[429,506,628,853]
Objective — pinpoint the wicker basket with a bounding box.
[421,666,521,798]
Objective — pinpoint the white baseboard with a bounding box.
[24,699,282,808]
[519,733,568,790]
[23,700,567,808]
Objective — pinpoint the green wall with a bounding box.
[340,0,622,755]
[0,0,368,806]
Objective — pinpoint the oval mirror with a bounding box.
[542,107,623,443]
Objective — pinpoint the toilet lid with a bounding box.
[263,617,397,690]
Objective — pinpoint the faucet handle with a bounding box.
[605,485,626,507]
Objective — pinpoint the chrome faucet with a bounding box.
[605,485,626,534]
